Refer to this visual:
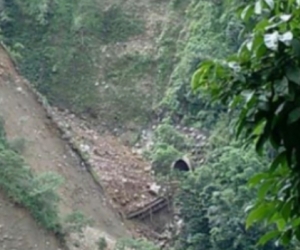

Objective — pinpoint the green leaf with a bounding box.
[246,204,271,229]
[253,119,266,135]
[254,18,269,32]
[270,151,286,172]
[276,218,286,231]
[295,228,300,241]
[264,0,274,9]
[258,180,273,200]
[236,108,248,138]
[292,217,300,227]
[288,107,300,124]
[241,4,254,22]
[248,172,268,187]
[229,95,242,109]
[281,199,292,221]
[275,101,287,116]
[255,0,263,15]
[291,39,300,57]
[257,230,280,245]
[281,229,292,245]
[191,69,203,90]
[286,65,300,85]
[255,132,268,155]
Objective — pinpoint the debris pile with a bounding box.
[50,108,163,214]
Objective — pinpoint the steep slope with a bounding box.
[51,109,159,215]
[0,192,61,250]
[0,44,128,249]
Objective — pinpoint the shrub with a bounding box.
[153,123,190,151]
[115,238,160,250]
[149,142,182,175]
[97,237,108,250]
[63,210,93,234]
[0,117,63,233]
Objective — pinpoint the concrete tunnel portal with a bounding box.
[172,157,192,172]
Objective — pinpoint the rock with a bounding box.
[62,131,72,140]
[94,149,103,156]
[136,149,143,155]
[80,144,90,153]
[149,183,161,196]
[144,166,152,172]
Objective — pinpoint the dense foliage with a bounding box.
[175,144,276,250]
[159,0,242,128]
[1,0,146,127]
[172,116,281,250]
[193,0,300,246]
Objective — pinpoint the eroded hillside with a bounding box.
[0,0,234,249]
[0,44,128,249]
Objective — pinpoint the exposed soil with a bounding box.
[0,45,128,249]
[51,109,159,215]
[0,192,62,250]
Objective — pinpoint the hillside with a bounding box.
[0,192,61,250]
[0,0,250,250]
[0,44,128,249]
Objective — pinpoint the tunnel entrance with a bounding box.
[172,159,190,172]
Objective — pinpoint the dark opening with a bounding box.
[173,159,190,172]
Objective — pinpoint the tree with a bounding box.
[175,140,282,250]
[192,0,300,246]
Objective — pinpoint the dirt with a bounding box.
[0,192,62,250]
[51,108,160,215]
[0,45,129,249]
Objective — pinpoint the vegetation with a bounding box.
[144,123,192,175]
[63,210,93,234]
[174,125,282,250]
[0,117,93,240]
[3,0,300,249]
[114,238,160,250]
[193,0,300,247]
[1,0,146,127]
[0,117,63,233]
[158,0,239,129]
[97,237,108,250]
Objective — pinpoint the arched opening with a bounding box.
[173,159,190,172]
